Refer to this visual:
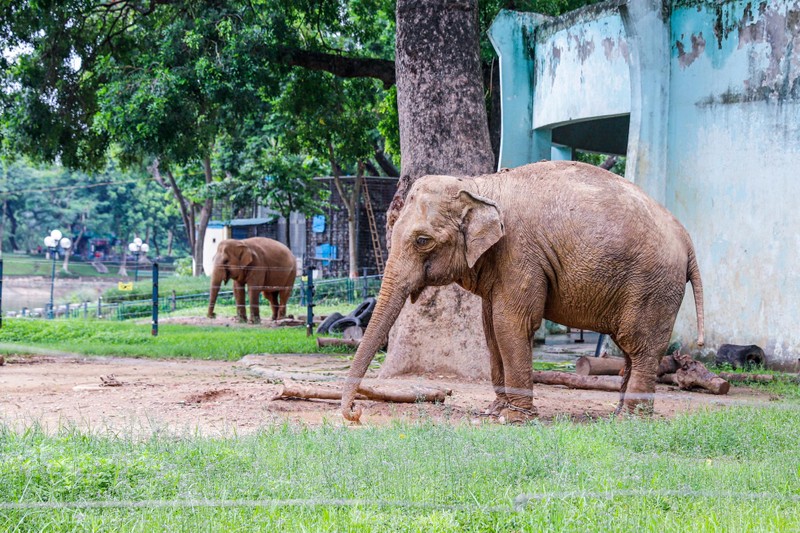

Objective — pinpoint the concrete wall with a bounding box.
[533,4,631,129]
[667,1,800,366]
[490,0,800,367]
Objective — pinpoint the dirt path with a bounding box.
[0,353,773,435]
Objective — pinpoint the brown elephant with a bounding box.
[341,161,704,423]
[207,237,297,323]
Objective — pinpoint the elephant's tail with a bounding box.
[687,247,705,347]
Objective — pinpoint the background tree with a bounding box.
[274,70,387,277]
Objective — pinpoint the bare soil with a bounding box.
[0,351,773,435]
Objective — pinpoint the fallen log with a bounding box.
[673,354,730,395]
[575,355,680,377]
[271,381,451,403]
[575,356,624,376]
[658,373,679,385]
[533,369,729,395]
[716,372,774,383]
[531,371,622,391]
[316,337,360,349]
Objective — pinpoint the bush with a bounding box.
[174,256,193,276]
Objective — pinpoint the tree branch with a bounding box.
[373,145,400,177]
[277,47,396,88]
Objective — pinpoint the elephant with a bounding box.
[341,161,705,423]
[207,237,297,323]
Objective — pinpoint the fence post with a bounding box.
[171,289,177,312]
[118,302,122,320]
[65,302,70,319]
[83,301,88,319]
[152,262,159,336]
[97,296,102,318]
[305,265,315,337]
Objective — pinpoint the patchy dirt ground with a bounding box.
[0,350,774,435]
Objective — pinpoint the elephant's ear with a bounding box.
[458,190,504,269]
[239,244,254,269]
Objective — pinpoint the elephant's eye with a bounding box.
[415,235,432,247]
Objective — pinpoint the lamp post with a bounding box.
[43,229,71,319]
[128,237,149,282]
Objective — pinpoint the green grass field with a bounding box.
[1,320,798,531]
[0,407,798,531]
[0,319,353,358]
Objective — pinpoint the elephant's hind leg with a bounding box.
[263,291,279,321]
[613,331,668,416]
[277,288,292,320]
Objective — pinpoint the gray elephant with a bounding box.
[341,161,704,423]
[207,237,297,323]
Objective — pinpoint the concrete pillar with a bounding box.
[488,10,553,169]
[620,0,671,203]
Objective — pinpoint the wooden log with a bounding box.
[575,356,624,376]
[531,371,622,391]
[575,355,679,377]
[658,373,679,385]
[316,337,360,349]
[673,354,730,395]
[271,381,451,403]
[343,326,364,341]
[716,372,774,383]
[657,355,680,376]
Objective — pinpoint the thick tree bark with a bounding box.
[380,0,495,380]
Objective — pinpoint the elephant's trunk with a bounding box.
[341,263,410,422]
[207,269,227,318]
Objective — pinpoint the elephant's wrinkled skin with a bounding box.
[341,161,704,422]
[207,237,297,323]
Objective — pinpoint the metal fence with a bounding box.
[3,270,384,322]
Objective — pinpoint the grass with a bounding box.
[0,406,799,531]
[0,319,354,359]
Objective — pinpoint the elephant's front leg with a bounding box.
[482,298,508,416]
[248,286,261,324]
[492,309,540,424]
[233,281,247,323]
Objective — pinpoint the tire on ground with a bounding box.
[316,312,344,335]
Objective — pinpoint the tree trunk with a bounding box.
[380,0,495,380]
[283,213,292,251]
[63,224,86,273]
[118,239,128,277]
[331,153,363,280]
[6,203,19,252]
[193,155,215,277]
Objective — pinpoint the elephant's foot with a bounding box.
[498,404,538,425]
[614,394,655,418]
[236,317,247,323]
[248,317,261,325]
[207,312,216,319]
[482,396,509,417]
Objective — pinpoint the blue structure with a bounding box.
[489,0,800,367]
